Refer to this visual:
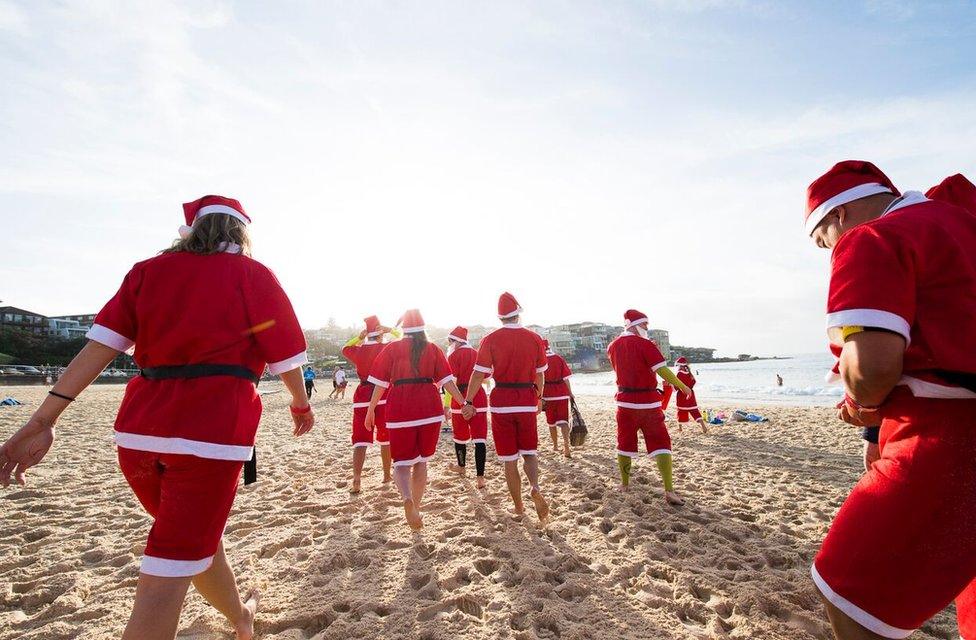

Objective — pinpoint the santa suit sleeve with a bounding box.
[431,346,454,388]
[535,338,548,373]
[644,341,667,372]
[474,333,494,375]
[367,344,393,389]
[341,344,358,363]
[87,264,143,353]
[561,358,572,378]
[244,262,308,374]
[827,226,915,346]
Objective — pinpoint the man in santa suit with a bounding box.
[341,315,395,493]
[667,357,708,434]
[446,326,490,488]
[461,292,550,522]
[541,339,574,458]
[607,309,692,505]
[804,160,976,640]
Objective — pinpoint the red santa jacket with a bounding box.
[448,345,488,412]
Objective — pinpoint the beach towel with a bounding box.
[1,397,22,406]
[569,398,588,447]
[730,410,768,423]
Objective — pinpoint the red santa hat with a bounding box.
[448,326,469,344]
[926,174,976,216]
[398,309,425,334]
[498,292,523,320]
[805,161,899,236]
[543,339,554,354]
[675,356,689,367]
[364,315,383,338]
[180,195,251,239]
[624,309,648,330]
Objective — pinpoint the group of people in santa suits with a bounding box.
[804,162,976,640]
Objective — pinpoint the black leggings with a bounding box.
[455,442,487,477]
[305,380,314,397]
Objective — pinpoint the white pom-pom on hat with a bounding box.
[178,225,193,239]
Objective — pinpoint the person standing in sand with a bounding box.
[541,339,575,458]
[462,292,551,522]
[364,309,466,529]
[341,316,396,493]
[668,357,708,434]
[0,195,314,640]
[804,160,976,640]
[607,309,692,505]
[446,326,490,488]
[303,365,317,398]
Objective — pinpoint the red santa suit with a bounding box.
[542,341,573,426]
[475,293,548,462]
[367,310,453,467]
[447,327,489,445]
[342,315,389,447]
[88,195,307,578]
[805,161,976,639]
[606,310,671,459]
[673,358,702,422]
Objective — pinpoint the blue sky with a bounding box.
[1,1,974,355]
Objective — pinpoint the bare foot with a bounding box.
[457,465,466,477]
[530,488,550,522]
[699,422,709,435]
[350,479,361,494]
[476,476,486,489]
[404,500,423,530]
[235,589,260,640]
[619,483,630,492]
[665,491,685,506]
[563,448,572,458]
[382,475,393,484]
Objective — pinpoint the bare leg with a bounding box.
[558,422,571,457]
[123,572,192,640]
[548,425,559,451]
[190,541,258,640]
[394,466,422,529]
[821,594,886,640]
[380,444,392,483]
[503,460,524,515]
[411,461,428,508]
[351,446,367,493]
[522,455,549,521]
[697,418,709,435]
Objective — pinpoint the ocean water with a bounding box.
[572,352,841,407]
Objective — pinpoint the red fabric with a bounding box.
[543,399,569,425]
[93,252,305,457]
[675,370,699,411]
[616,408,671,455]
[398,309,424,332]
[806,160,898,220]
[451,411,488,443]
[490,412,539,459]
[343,341,387,401]
[827,198,976,386]
[607,333,666,408]
[352,404,387,446]
[389,423,439,465]
[497,291,521,317]
[677,408,702,423]
[624,309,648,326]
[926,174,976,216]
[813,389,976,634]
[661,384,674,411]
[448,326,468,342]
[368,338,452,428]
[476,326,547,412]
[182,194,250,226]
[543,353,572,400]
[118,449,242,567]
[958,578,976,639]
[448,346,488,410]
[363,315,382,334]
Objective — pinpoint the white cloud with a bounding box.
[0,0,28,34]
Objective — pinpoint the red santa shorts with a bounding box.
[812,389,976,638]
[450,409,489,444]
[677,407,702,422]
[118,448,243,577]
[352,403,387,447]
[490,411,539,461]
[616,407,672,457]
[388,423,440,468]
[543,398,570,425]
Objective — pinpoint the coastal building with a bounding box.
[47,318,90,339]
[0,306,49,335]
[670,346,716,363]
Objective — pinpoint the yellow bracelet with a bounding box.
[841,325,865,340]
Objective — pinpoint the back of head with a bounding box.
[162,213,252,257]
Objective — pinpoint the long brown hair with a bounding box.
[408,331,428,374]
[162,213,252,256]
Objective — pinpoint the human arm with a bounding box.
[836,329,904,426]
[657,366,691,396]
[279,367,314,436]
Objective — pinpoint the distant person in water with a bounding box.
[776,373,783,387]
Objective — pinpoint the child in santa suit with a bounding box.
[607,309,692,505]
[541,340,574,458]
[668,357,708,434]
[0,196,313,640]
[364,310,465,529]
[446,326,490,488]
[341,315,396,493]
[804,160,976,640]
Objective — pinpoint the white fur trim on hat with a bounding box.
[196,204,250,226]
[624,317,648,329]
[805,183,892,236]
[498,307,523,320]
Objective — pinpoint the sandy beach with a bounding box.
[0,384,958,640]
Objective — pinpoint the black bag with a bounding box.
[569,398,587,447]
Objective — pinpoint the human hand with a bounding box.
[461,404,476,421]
[0,415,56,487]
[290,403,314,436]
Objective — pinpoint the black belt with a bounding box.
[393,377,434,386]
[618,386,654,393]
[495,382,536,389]
[140,364,260,485]
[545,379,565,385]
[141,364,259,384]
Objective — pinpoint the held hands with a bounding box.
[365,407,375,431]
[836,395,881,427]
[0,414,56,487]
[289,403,315,436]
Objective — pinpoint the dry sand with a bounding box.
[0,383,959,640]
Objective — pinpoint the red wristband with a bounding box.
[290,403,311,415]
[844,394,880,412]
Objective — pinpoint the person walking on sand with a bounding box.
[607,309,692,505]
[668,357,708,434]
[446,326,490,488]
[303,365,316,399]
[803,160,976,640]
[541,339,574,458]
[364,310,465,529]
[0,195,314,640]
[461,292,551,522]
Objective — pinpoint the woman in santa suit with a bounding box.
[341,315,397,493]
[446,326,490,488]
[671,357,708,434]
[0,196,313,640]
[365,310,465,529]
